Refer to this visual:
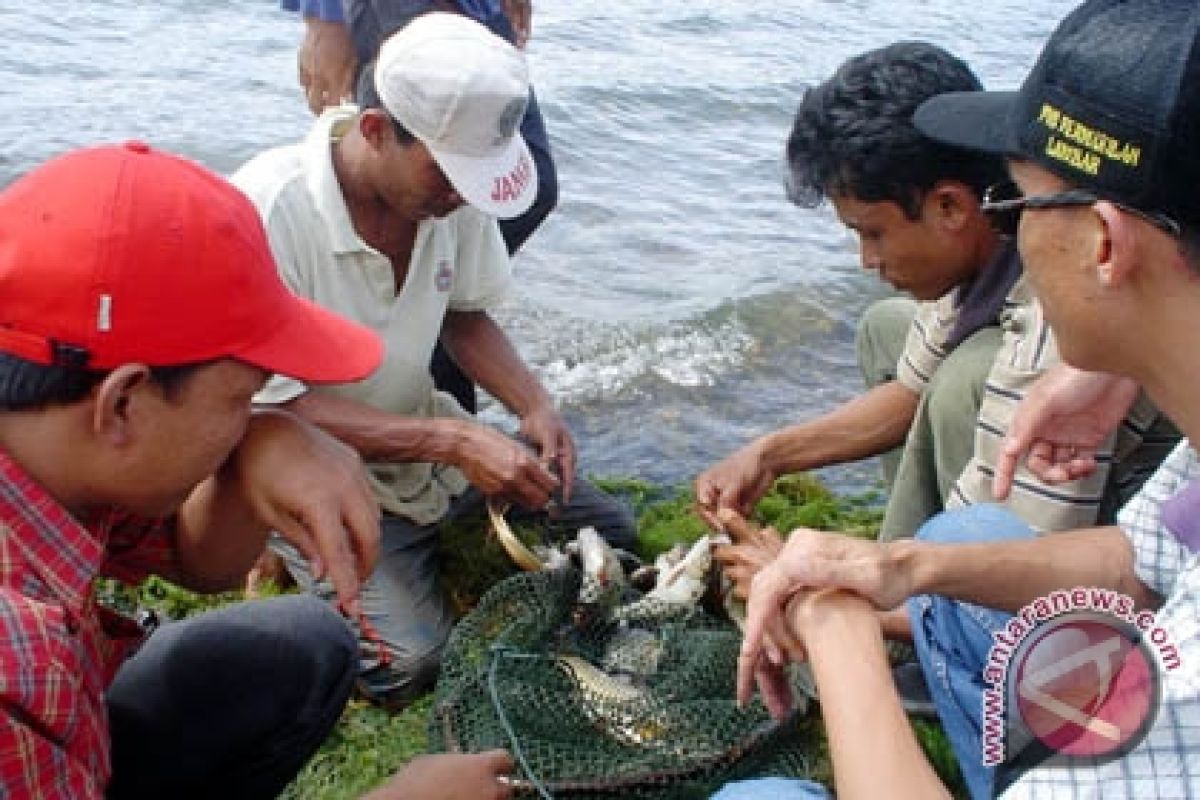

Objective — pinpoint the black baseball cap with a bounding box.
[913,0,1200,230]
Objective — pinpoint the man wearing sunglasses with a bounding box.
[698,43,1175,552]
[724,1,1200,798]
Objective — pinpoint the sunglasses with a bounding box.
[980,181,1181,238]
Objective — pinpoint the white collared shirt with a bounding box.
[232,106,512,524]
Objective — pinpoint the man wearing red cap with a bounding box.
[0,143,514,798]
[233,12,635,711]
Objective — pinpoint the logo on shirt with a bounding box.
[979,589,1179,770]
[435,260,453,292]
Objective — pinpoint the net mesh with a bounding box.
[429,567,815,798]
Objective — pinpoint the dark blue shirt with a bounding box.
[281,0,501,24]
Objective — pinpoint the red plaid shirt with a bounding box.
[0,450,180,798]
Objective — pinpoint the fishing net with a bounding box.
[429,566,816,799]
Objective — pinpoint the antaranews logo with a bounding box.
[980,587,1180,768]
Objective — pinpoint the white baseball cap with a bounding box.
[374,12,537,219]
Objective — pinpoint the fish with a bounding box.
[614,535,714,624]
[577,525,627,609]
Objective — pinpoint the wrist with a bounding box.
[884,538,926,600]
[422,417,471,465]
[752,433,784,478]
[788,589,879,646]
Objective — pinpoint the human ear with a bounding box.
[1092,202,1133,288]
[358,109,393,150]
[92,364,152,445]
[928,181,973,231]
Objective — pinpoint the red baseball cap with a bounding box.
[0,142,382,381]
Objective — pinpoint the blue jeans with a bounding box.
[711,777,830,799]
[709,504,1031,800]
[909,504,1031,800]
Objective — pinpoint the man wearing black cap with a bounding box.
[723,1,1200,798]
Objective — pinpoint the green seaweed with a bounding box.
[93,473,967,799]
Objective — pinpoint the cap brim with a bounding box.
[913,90,1021,155]
[238,295,383,384]
[431,135,538,219]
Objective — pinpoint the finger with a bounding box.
[342,454,381,573]
[481,748,515,773]
[993,436,1025,500]
[696,503,720,534]
[717,507,760,544]
[266,511,322,579]
[737,570,785,704]
[509,459,557,510]
[755,663,795,720]
[557,432,576,504]
[305,505,365,618]
[341,479,381,581]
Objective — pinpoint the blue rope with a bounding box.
[487,645,556,800]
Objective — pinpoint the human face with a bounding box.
[830,192,979,301]
[375,136,465,223]
[113,359,267,516]
[1006,160,1107,370]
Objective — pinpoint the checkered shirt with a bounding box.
[0,450,179,798]
[1001,440,1200,798]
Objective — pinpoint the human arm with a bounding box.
[361,751,514,800]
[282,388,559,510]
[501,0,531,48]
[737,522,1160,689]
[694,379,918,527]
[296,14,357,114]
[173,408,379,615]
[739,590,951,800]
[440,309,575,498]
[993,364,1140,500]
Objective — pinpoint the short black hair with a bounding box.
[354,59,417,146]
[786,41,1005,218]
[0,353,206,412]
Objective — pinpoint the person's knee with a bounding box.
[856,296,916,386]
[924,343,993,439]
[915,504,1035,546]
[360,642,445,712]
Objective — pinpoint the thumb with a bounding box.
[480,749,514,773]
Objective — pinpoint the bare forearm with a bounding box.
[800,595,950,800]
[897,525,1160,613]
[282,391,468,465]
[759,380,918,474]
[174,470,268,593]
[441,310,552,417]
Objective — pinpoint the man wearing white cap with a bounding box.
[232,11,635,710]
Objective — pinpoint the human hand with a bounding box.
[226,409,379,617]
[734,528,907,708]
[297,16,357,115]
[739,587,876,718]
[993,365,1139,500]
[362,751,514,800]
[518,403,576,503]
[693,444,776,530]
[712,508,784,600]
[460,423,561,510]
[502,0,532,48]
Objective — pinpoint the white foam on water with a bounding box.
[536,319,756,406]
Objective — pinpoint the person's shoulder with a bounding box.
[0,587,77,681]
[230,136,311,207]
